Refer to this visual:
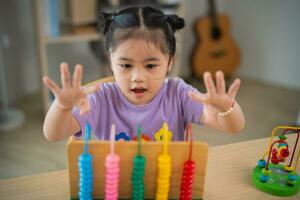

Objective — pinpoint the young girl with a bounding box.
[42,6,244,141]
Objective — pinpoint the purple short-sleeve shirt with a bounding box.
[72,78,203,141]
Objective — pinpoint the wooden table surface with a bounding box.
[0,137,299,200]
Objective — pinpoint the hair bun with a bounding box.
[166,14,185,32]
[98,12,116,35]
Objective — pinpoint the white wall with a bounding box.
[181,0,300,89]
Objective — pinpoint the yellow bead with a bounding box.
[158,173,171,178]
[156,193,168,200]
[262,168,272,176]
[158,155,171,163]
[156,188,169,194]
[284,165,294,172]
[157,179,170,185]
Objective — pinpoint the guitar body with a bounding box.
[192,14,241,78]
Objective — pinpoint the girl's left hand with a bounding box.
[188,71,241,122]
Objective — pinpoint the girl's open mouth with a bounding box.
[131,88,147,98]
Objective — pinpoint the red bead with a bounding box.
[271,156,279,164]
[280,148,289,157]
[271,149,277,156]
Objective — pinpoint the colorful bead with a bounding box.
[131,155,146,200]
[257,159,266,168]
[271,148,277,156]
[115,132,130,141]
[262,168,272,176]
[278,134,287,140]
[132,134,151,141]
[278,143,287,148]
[271,156,279,164]
[259,174,269,183]
[288,173,298,181]
[154,127,173,142]
[280,148,289,157]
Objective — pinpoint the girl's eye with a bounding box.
[120,64,132,69]
[146,64,158,69]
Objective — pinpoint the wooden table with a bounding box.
[0,138,299,200]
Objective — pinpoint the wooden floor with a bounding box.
[0,78,299,179]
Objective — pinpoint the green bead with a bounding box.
[132,189,144,195]
[132,182,144,187]
[133,165,145,172]
[132,172,144,178]
[132,180,144,185]
[278,134,287,140]
[134,155,145,164]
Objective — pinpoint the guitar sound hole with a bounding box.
[211,26,222,40]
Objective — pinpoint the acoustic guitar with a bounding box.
[192,0,241,78]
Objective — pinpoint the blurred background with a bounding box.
[0,0,299,179]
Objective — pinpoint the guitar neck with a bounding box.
[208,0,218,27]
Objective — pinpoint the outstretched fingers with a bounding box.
[216,71,226,95]
[60,63,71,89]
[203,71,216,95]
[227,79,241,99]
[43,76,61,96]
[73,64,83,88]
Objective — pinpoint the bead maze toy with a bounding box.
[67,123,208,199]
[252,126,300,196]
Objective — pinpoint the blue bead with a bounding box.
[259,174,269,182]
[288,174,298,181]
[79,154,92,162]
[115,132,131,141]
[257,159,266,168]
[278,143,287,148]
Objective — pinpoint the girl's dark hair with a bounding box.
[98,6,185,60]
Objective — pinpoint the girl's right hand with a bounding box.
[42,63,100,115]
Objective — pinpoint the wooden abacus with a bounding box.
[67,138,208,199]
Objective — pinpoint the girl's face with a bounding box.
[110,39,172,105]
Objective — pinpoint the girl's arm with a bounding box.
[42,63,99,141]
[43,100,80,141]
[189,71,245,133]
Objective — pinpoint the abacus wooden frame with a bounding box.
[67,138,208,199]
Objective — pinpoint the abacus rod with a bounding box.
[188,125,193,161]
[163,123,168,155]
[110,124,116,154]
[138,125,141,156]
[84,123,91,154]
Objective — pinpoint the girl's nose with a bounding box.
[131,68,146,83]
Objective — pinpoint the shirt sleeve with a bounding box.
[72,87,100,138]
[178,79,204,126]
